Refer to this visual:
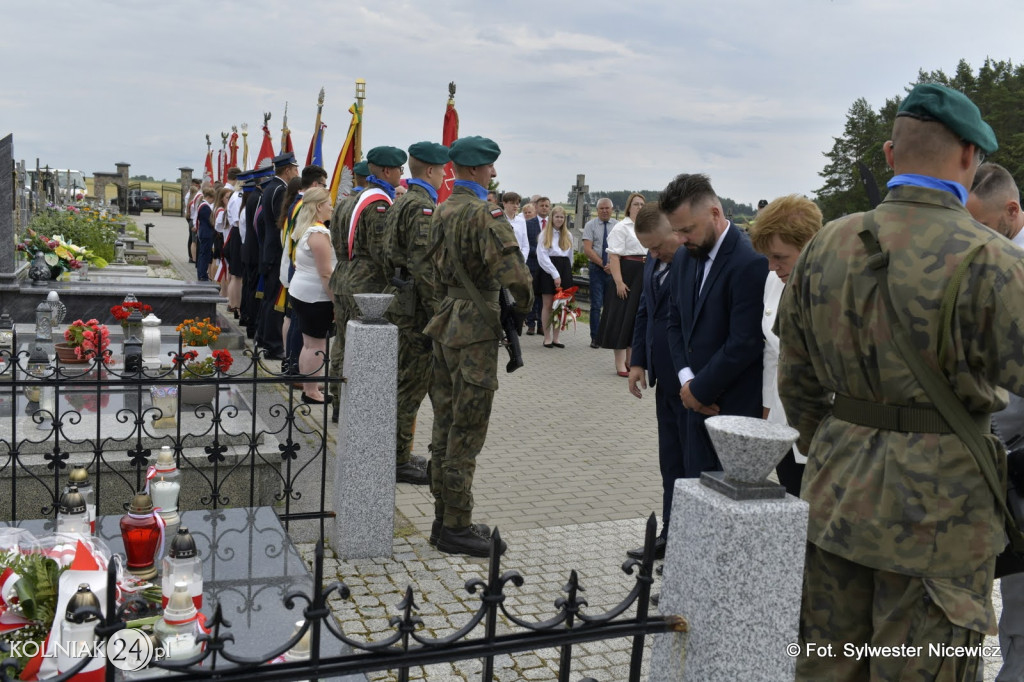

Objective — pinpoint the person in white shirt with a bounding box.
[501,191,529,260]
[598,192,648,375]
[535,206,575,347]
[748,194,822,496]
[967,161,1024,248]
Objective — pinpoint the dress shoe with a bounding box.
[590,341,600,349]
[626,535,666,560]
[543,343,554,348]
[409,454,427,468]
[301,393,333,405]
[396,461,428,485]
[526,327,536,336]
[429,519,490,547]
[617,370,629,377]
[552,342,565,348]
[437,524,506,558]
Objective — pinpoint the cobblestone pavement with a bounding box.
[144,211,1006,681]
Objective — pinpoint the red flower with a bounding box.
[212,349,233,373]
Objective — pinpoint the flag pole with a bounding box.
[281,102,290,153]
[354,79,366,163]
[241,123,249,170]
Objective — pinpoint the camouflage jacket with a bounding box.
[777,184,1024,577]
[338,179,392,297]
[381,183,439,330]
[423,185,533,348]
[328,193,358,298]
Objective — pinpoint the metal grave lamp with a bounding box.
[0,313,15,368]
[67,465,96,533]
[161,527,202,610]
[149,446,181,526]
[120,492,163,580]
[56,485,91,536]
[57,584,102,677]
[28,250,52,285]
[123,333,143,374]
[154,582,202,661]
[47,290,66,327]
[114,239,126,264]
[28,301,53,365]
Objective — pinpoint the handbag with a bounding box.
[857,216,1024,577]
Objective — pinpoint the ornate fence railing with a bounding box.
[0,335,680,681]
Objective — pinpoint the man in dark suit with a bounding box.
[626,202,685,559]
[523,197,550,334]
[664,173,767,477]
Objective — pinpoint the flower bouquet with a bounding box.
[550,286,583,332]
[61,319,111,362]
[16,228,107,277]
[176,318,221,346]
[173,348,234,379]
[110,299,153,323]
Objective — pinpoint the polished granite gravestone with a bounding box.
[3,507,364,681]
[650,416,808,682]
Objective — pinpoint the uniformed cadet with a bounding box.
[424,136,533,557]
[777,83,1024,681]
[381,141,449,486]
[327,159,371,416]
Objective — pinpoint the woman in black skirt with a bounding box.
[598,192,646,375]
[535,206,575,347]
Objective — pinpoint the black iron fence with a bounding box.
[0,336,679,681]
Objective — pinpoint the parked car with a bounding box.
[123,189,163,212]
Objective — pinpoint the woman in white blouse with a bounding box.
[598,192,647,376]
[286,188,338,405]
[535,206,574,347]
[749,194,822,496]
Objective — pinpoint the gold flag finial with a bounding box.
[205,134,211,149]
[263,111,271,127]
[317,87,325,110]
[447,81,456,106]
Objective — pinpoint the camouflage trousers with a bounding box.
[395,326,433,466]
[428,339,498,529]
[327,297,351,400]
[797,543,995,682]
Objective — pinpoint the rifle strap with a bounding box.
[857,214,1024,553]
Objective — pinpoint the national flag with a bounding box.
[328,103,362,204]
[307,123,326,168]
[255,123,275,170]
[203,150,214,184]
[282,131,294,156]
[438,86,459,203]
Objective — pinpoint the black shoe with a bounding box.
[626,536,666,560]
[526,327,536,336]
[436,524,506,558]
[409,454,427,468]
[590,341,600,349]
[331,403,340,424]
[396,461,428,485]
[301,393,333,405]
[429,519,490,547]
[552,342,565,348]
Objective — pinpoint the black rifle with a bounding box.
[499,288,524,373]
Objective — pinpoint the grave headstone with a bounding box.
[0,135,17,278]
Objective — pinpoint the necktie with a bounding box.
[693,257,705,307]
[542,217,547,230]
[601,221,609,266]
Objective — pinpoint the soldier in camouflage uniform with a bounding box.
[381,142,449,487]
[424,136,533,558]
[327,160,370,414]
[777,83,1020,681]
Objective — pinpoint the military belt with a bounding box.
[447,287,499,303]
[832,394,990,434]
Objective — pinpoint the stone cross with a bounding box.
[570,174,588,246]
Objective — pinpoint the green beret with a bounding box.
[448,136,500,166]
[353,160,370,177]
[897,83,998,154]
[366,146,408,168]
[408,141,450,165]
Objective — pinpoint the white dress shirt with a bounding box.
[507,212,529,261]
[761,271,804,462]
[536,230,574,280]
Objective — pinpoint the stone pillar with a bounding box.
[650,416,809,682]
[179,167,193,219]
[115,162,130,190]
[332,294,397,559]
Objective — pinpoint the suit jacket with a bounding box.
[666,223,767,416]
[525,217,541,265]
[631,257,676,389]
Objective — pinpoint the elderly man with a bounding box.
[582,198,617,348]
[777,83,1022,681]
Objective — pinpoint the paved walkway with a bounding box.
[142,209,1007,681]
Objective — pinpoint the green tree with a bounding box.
[817,59,1024,221]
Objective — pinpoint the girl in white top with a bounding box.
[535,206,575,347]
[749,194,822,496]
[212,187,233,294]
[287,188,337,404]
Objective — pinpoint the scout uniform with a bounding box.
[777,84,1018,681]
[381,142,449,485]
[423,136,533,558]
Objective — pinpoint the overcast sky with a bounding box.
[2,0,1018,207]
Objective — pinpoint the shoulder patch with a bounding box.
[490,208,504,218]
[376,206,387,213]
[422,208,433,216]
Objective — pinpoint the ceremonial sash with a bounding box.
[347,188,392,260]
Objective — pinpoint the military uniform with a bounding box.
[424,173,532,554]
[383,180,441,464]
[778,184,1024,679]
[327,190,359,397]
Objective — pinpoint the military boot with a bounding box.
[436,524,506,558]
[429,519,490,547]
[396,460,428,485]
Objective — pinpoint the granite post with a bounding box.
[332,293,397,559]
[650,416,809,682]
[0,135,17,278]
